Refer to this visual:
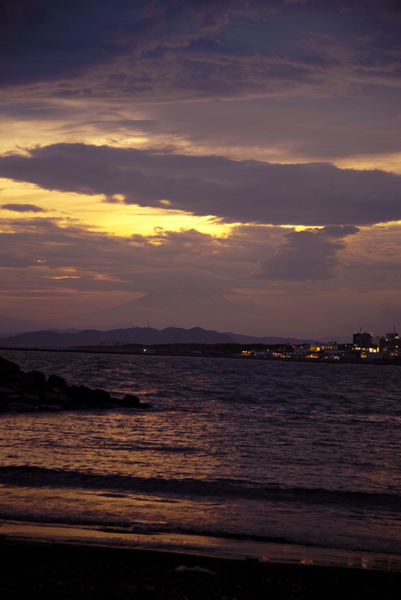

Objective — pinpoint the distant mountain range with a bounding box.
[1,290,270,336]
[0,291,346,344]
[0,325,318,349]
[69,290,273,333]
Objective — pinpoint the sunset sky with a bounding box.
[1,0,401,339]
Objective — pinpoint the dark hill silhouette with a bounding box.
[0,326,236,348]
[0,325,320,349]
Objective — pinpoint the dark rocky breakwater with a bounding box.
[0,355,151,413]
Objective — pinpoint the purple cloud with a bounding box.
[257,225,360,281]
[1,203,47,213]
[0,0,400,102]
[1,143,401,226]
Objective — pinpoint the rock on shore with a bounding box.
[0,355,151,413]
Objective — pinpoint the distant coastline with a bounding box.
[1,344,399,365]
[1,325,399,364]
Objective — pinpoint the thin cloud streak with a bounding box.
[1,203,47,213]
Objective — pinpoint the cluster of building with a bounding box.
[294,329,399,361]
[240,329,399,361]
[352,330,399,358]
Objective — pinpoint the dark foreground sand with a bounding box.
[1,540,400,600]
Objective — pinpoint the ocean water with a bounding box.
[0,350,400,556]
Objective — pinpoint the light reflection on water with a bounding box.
[0,350,401,554]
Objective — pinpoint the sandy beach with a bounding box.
[1,536,400,600]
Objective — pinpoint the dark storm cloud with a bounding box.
[1,143,401,226]
[1,203,47,213]
[257,225,359,281]
[0,0,262,88]
[1,0,400,102]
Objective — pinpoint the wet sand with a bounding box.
[2,520,401,570]
[1,537,401,600]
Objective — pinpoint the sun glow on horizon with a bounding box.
[4,179,401,242]
[0,179,232,237]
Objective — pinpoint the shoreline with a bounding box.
[2,352,401,599]
[1,345,400,366]
[1,529,401,600]
[1,520,401,572]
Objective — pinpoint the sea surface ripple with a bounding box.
[0,350,400,555]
